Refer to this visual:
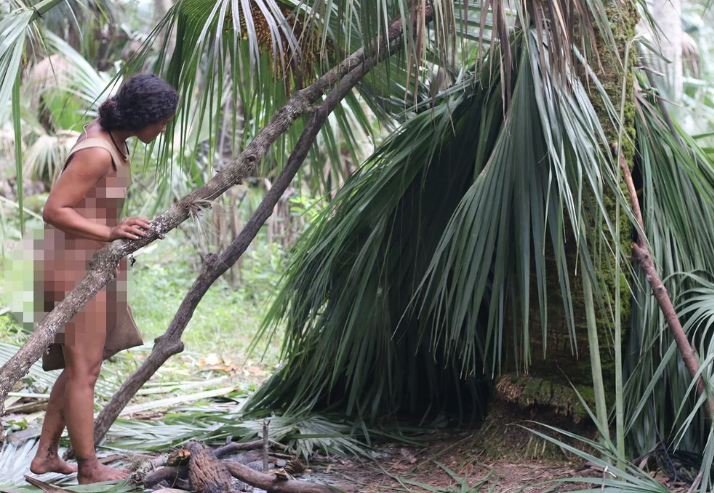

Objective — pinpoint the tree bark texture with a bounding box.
[186,442,234,493]
[0,5,434,423]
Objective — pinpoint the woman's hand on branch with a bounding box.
[109,217,151,241]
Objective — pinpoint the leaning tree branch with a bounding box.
[0,4,434,422]
[89,34,398,446]
[618,151,714,420]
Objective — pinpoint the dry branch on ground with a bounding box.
[136,441,337,493]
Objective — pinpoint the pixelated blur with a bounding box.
[7,138,143,371]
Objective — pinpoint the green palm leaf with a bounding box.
[0,0,117,233]
[248,68,494,418]
[624,87,714,472]
[246,25,632,420]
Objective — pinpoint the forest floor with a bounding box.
[0,340,590,492]
[0,348,692,493]
[275,424,689,493]
[312,439,587,492]
[0,240,693,493]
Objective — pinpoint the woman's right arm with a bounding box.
[42,148,149,241]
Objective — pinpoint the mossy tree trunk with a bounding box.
[496,1,639,426]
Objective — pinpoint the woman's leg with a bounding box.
[30,371,77,474]
[62,291,128,483]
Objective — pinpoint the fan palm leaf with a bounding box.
[24,130,79,185]
[37,32,115,116]
[525,424,672,492]
[248,66,495,418]
[104,408,370,459]
[624,85,714,475]
[246,24,634,421]
[0,0,118,233]
[116,0,637,180]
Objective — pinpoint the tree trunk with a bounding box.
[496,1,640,429]
[186,442,234,493]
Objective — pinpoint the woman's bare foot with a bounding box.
[30,453,77,475]
[78,460,129,484]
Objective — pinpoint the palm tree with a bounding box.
[235,0,714,487]
[3,0,714,488]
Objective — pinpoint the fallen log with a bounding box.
[186,442,234,493]
[143,466,186,489]
[214,439,263,458]
[137,444,337,493]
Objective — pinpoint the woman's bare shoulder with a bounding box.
[64,146,115,178]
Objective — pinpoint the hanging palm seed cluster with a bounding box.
[230,2,323,85]
[174,0,322,87]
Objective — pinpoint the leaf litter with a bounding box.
[0,342,697,492]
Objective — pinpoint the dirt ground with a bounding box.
[305,434,686,493]
[296,401,688,493]
[313,440,587,492]
[292,402,601,492]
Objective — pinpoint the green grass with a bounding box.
[127,235,285,365]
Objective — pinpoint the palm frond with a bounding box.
[0,0,97,121]
[624,84,714,470]
[415,29,623,377]
[0,440,58,487]
[38,32,115,115]
[1,5,34,234]
[24,130,80,185]
[246,23,633,420]
[113,0,373,191]
[247,67,494,418]
[0,0,113,232]
[0,7,33,123]
[104,405,371,460]
[113,0,631,187]
[525,424,671,493]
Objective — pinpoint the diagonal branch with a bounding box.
[90,52,378,446]
[618,151,714,420]
[0,3,435,424]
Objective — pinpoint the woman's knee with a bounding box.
[64,359,103,386]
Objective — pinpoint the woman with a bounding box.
[29,74,178,483]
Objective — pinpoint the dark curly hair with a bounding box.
[98,74,178,131]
